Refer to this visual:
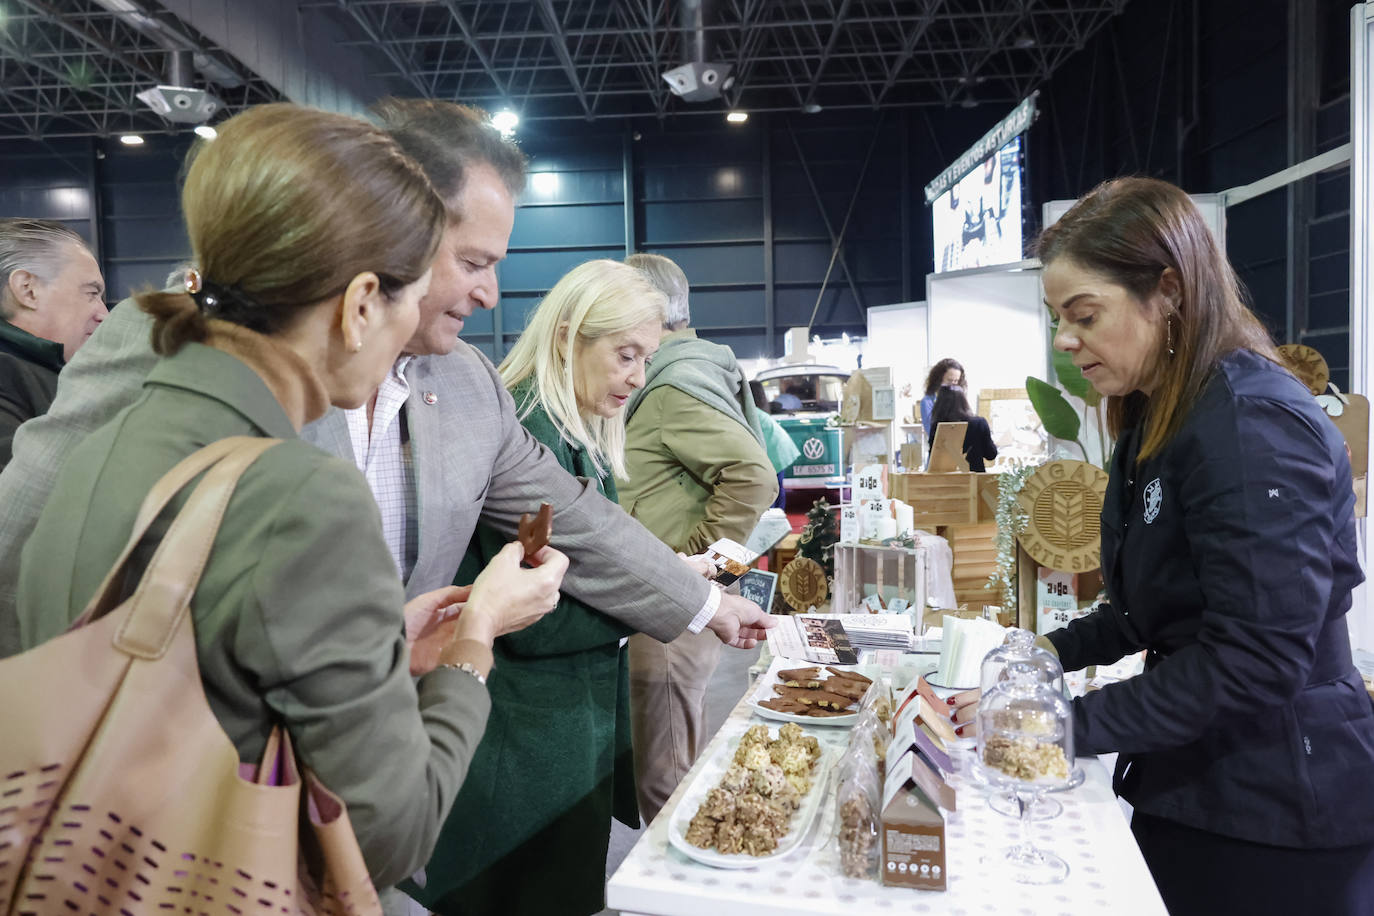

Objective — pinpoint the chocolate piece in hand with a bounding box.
[518,501,553,555]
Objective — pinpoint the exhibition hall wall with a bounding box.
[0,0,1355,372]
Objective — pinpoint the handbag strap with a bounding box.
[71,437,260,631]
[75,436,281,658]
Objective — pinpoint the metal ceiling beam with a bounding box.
[435,0,510,98]
[13,0,163,85]
[337,1,430,97]
[0,32,127,134]
[315,6,1125,43]
[533,0,592,118]
[802,0,854,106]
[876,0,946,105]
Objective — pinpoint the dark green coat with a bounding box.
[0,318,63,468]
[405,380,638,916]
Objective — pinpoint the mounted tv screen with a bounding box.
[932,135,1024,272]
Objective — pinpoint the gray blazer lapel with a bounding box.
[301,409,355,465]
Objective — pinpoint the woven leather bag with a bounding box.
[0,436,382,915]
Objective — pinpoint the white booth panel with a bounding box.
[866,301,929,411]
[925,262,1048,410]
[1348,2,1372,650]
[1043,194,1228,252]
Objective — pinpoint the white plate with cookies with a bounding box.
[667,724,836,869]
[746,655,877,726]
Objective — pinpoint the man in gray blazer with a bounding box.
[0,98,770,661]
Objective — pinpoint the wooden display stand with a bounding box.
[945,522,1000,613]
[1014,460,1110,633]
[832,542,927,618]
[887,469,1000,612]
[888,471,998,528]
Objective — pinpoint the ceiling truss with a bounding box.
[0,0,1127,139]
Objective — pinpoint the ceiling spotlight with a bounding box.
[802,102,822,114]
[491,109,519,137]
[726,111,748,124]
[193,124,217,140]
[1012,32,1036,50]
[119,134,145,146]
[960,94,978,109]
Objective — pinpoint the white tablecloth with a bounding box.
[608,679,1167,916]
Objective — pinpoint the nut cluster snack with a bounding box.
[982,734,1070,782]
[684,723,823,856]
[838,791,878,877]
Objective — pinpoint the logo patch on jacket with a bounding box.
[1143,478,1162,524]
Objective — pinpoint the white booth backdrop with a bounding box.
[924,260,1049,413]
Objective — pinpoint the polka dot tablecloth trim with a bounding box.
[608,678,1168,916]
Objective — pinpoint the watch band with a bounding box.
[437,660,488,686]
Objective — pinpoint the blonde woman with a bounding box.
[407,259,667,916]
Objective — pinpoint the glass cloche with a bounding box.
[980,627,1063,697]
[977,662,1074,786]
[975,663,1082,884]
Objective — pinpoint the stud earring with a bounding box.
[352,341,362,353]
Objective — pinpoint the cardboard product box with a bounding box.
[880,749,952,890]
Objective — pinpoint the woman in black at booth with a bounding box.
[953,177,1374,915]
[926,384,997,472]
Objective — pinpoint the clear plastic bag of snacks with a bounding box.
[835,763,882,879]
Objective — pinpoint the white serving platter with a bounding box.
[667,736,836,869]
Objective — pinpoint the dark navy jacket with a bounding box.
[1048,349,1374,848]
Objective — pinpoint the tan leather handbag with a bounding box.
[0,437,382,915]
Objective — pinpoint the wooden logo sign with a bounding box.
[1016,460,1109,572]
[1278,344,1330,396]
[780,556,828,611]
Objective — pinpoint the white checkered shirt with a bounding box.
[344,357,418,582]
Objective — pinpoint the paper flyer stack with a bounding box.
[934,614,1006,689]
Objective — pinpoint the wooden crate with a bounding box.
[943,522,999,612]
[889,472,999,527]
[832,542,927,618]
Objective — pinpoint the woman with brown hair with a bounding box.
[956,177,1373,913]
[926,384,997,472]
[920,357,965,430]
[15,104,564,895]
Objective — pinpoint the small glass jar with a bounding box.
[980,627,1064,698]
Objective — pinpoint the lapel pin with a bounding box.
[423,391,438,405]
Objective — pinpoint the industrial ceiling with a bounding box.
[0,0,1127,139]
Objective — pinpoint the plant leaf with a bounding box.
[1082,385,1102,407]
[1052,346,1091,399]
[1026,376,1082,441]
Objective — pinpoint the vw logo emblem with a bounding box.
[802,437,825,460]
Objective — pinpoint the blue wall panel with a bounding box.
[0,140,98,249]
[640,199,763,242]
[508,203,625,249]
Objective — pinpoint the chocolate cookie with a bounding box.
[773,684,855,710]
